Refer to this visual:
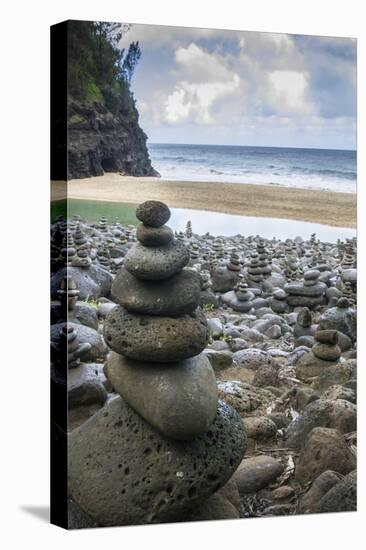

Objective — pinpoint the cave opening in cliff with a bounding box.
[101,158,118,172]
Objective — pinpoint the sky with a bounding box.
[119,24,356,150]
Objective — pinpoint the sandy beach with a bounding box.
[51,174,356,228]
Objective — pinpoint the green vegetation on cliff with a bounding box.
[67,21,141,114]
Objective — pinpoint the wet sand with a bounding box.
[51,174,356,228]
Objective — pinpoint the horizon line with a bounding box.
[148,142,356,152]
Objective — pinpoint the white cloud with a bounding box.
[267,70,314,114]
[165,43,240,124]
[166,76,240,124]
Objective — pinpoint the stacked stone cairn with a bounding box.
[312,330,342,362]
[221,279,255,313]
[284,269,326,308]
[270,288,289,314]
[61,231,76,265]
[185,220,193,239]
[68,201,246,526]
[256,240,272,279]
[227,249,241,272]
[245,252,264,287]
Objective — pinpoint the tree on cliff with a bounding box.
[67,21,141,114]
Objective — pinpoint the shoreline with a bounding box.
[51,174,356,229]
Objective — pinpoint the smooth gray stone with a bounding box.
[51,322,107,363]
[315,470,357,513]
[284,281,326,297]
[51,265,113,300]
[234,456,284,494]
[106,352,218,440]
[68,397,247,526]
[233,348,273,370]
[68,364,108,409]
[136,200,171,227]
[319,304,356,341]
[111,267,200,316]
[104,306,209,362]
[298,471,340,513]
[136,223,174,246]
[285,399,357,449]
[124,240,190,280]
[287,295,325,308]
[221,290,254,312]
[295,427,356,483]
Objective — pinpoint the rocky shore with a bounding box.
[67,100,159,180]
[50,201,357,527]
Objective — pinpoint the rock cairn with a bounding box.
[270,288,289,314]
[293,307,315,338]
[185,220,193,238]
[285,269,326,308]
[312,330,342,362]
[227,249,241,272]
[222,280,255,313]
[245,252,264,286]
[68,201,247,526]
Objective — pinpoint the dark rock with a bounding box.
[136,200,171,227]
[253,364,279,387]
[294,335,315,348]
[286,399,357,449]
[199,289,219,309]
[136,224,174,246]
[313,343,341,361]
[314,470,357,513]
[272,486,295,500]
[51,301,99,330]
[203,349,233,373]
[67,99,158,179]
[322,385,356,404]
[179,493,240,522]
[295,427,356,483]
[229,338,249,352]
[298,470,340,513]
[217,478,241,512]
[51,322,107,363]
[319,302,356,341]
[313,360,357,391]
[233,348,272,370]
[295,387,319,410]
[217,381,271,415]
[111,267,200,317]
[68,364,108,409]
[68,397,246,526]
[106,352,218,440]
[51,265,113,300]
[234,456,284,494]
[68,499,98,529]
[243,416,277,440]
[104,306,208,362]
[212,267,240,293]
[124,240,190,280]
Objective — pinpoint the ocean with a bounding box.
[148,143,356,193]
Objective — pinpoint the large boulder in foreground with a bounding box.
[68,397,246,526]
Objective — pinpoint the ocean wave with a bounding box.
[290,166,356,180]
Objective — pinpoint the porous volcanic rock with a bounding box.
[68,397,246,526]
